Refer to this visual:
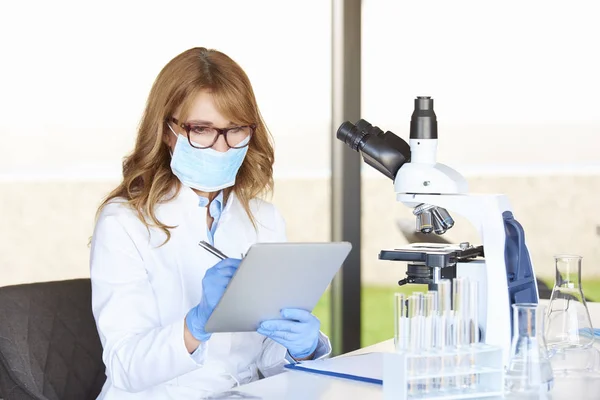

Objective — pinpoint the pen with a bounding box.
[198,240,229,260]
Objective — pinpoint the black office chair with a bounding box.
[0,279,105,400]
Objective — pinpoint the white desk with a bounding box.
[234,340,394,400]
[232,302,600,400]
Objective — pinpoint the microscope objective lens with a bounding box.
[418,211,433,234]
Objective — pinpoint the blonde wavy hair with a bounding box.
[97,47,275,242]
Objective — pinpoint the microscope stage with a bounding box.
[379,242,484,268]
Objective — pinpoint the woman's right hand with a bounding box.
[185,258,241,343]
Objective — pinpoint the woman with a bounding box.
[90,47,330,399]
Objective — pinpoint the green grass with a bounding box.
[313,280,600,349]
[539,278,600,303]
[584,281,600,301]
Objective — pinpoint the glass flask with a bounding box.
[505,303,554,396]
[545,255,594,352]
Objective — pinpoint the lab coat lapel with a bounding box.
[160,187,262,363]
[207,193,265,372]
[213,193,256,258]
[171,186,236,358]
[153,185,217,315]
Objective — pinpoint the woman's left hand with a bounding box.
[258,308,320,360]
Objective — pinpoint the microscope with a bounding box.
[336,96,539,365]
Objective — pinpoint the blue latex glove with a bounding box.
[186,258,241,342]
[257,308,320,359]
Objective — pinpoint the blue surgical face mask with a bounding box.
[168,125,249,192]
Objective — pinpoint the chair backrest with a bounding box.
[0,279,105,400]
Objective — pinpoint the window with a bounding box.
[361,0,600,346]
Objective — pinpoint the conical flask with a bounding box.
[505,303,554,396]
[545,255,594,351]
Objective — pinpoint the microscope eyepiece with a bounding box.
[336,119,411,180]
[336,121,369,151]
[410,96,438,140]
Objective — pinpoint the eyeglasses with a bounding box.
[168,117,255,149]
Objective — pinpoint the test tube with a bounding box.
[428,290,439,314]
[426,290,438,350]
[441,309,456,392]
[423,293,437,394]
[435,308,447,349]
[437,279,455,391]
[407,295,420,348]
[394,293,408,352]
[438,279,452,314]
[451,277,464,391]
[406,295,418,395]
[453,277,474,391]
[423,293,435,349]
[453,277,470,347]
[427,289,443,392]
[415,292,428,394]
[468,281,480,344]
[433,307,447,392]
[468,281,480,390]
[410,293,424,335]
[409,293,427,394]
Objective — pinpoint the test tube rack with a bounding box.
[382,344,505,399]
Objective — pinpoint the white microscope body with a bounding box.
[396,137,525,365]
[337,96,540,368]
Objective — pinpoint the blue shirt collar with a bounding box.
[198,191,224,219]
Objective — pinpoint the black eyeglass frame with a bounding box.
[168,117,256,149]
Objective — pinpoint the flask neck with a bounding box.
[513,303,544,338]
[554,255,583,289]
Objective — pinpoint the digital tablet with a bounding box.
[204,242,352,333]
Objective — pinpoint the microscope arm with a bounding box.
[398,193,539,363]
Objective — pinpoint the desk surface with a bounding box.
[233,302,600,400]
[235,340,394,400]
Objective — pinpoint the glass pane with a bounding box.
[361,0,600,347]
[0,1,332,335]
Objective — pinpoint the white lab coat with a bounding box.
[90,185,331,399]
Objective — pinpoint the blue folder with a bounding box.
[284,352,384,385]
